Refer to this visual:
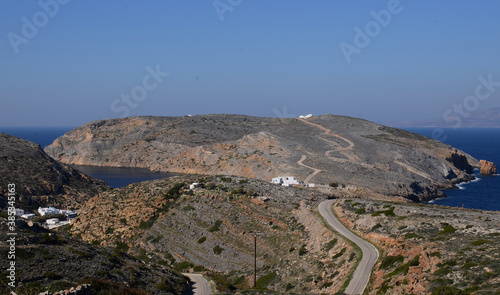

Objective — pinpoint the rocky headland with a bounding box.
[0,133,110,210]
[45,114,483,202]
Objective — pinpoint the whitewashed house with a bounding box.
[271,176,301,187]
[38,207,61,216]
[61,210,78,219]
[46,218,59,225]
[21,213,35,219]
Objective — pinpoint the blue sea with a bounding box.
[404,128,500,212]
[1,127,499,210]
[0,126,174,188]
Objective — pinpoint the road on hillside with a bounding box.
[318,200,379,295]
[183,273,212,295]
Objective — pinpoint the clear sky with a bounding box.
[1,0,499,127]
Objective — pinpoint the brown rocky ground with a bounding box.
[45,114,481,202]
[70,175,362,294]
[0,216,190,295]
[332,198,500,294]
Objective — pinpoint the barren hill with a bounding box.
[45,114,480,202]
[0,133,109,210]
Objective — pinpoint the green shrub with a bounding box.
[115,241,129,252]
[471,239,491,246]
[432,286,469,295]
[174,261,194,272]
[138,215,158,229]
[329,182,339,188]
[119,218,127,225]
[198,236,207,244]
[298,244,307,256]
[208,220,223,232]
[213,245,224,255]
[324,238,338,252]
[256,272,276,289]
[332,247,346,259]
[320,281,333,289]
[380,255,404,269]
[437,224,456,235]
[355,208,366,214]
[44,271,62,280]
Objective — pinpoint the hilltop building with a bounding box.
[271,176,301,187]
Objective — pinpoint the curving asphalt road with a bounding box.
[183,273,212,295]
[318,200,379,295]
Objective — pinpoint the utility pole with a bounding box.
[254,235,257,288]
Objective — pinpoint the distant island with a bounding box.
[45,114,480,203]
[388,107,500,128]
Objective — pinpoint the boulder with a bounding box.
[480,160,497,175]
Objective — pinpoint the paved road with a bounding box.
[183,273,212,295]
[318,200,379,295]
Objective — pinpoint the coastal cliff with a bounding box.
[45,114,480,202]
[0,133,109,209]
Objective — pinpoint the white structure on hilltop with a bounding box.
[190,182,201,190]
[271,176,301,187]
[21,213,35,219]
[38,207,61,216]
[299,114,313,119]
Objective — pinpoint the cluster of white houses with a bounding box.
[14,207,78,229]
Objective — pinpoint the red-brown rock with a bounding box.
[480,160,497,175]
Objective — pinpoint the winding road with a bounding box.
[318,200,379,295]
[183,273,212,295]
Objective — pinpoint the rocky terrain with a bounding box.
[45,114,482,202]
[69,175,361,294]
[333,198,500,294]
[0,216,190,295]
[66,174,500,294]
[480,159,497,175]
[0,133,110,210]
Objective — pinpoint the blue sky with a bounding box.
[1,0,499,126]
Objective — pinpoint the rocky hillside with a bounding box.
[334,198,500,294]
[0,216,190,295]
[70,175,359,294]
[68,174,499,294]
[0,133,110,210]
[45,114,481,202]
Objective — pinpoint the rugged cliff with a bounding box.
[0,133,110,210]
[45,114,480,202]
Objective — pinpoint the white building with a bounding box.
[21,213,35,219]
[60,210,78,219]
[46,218,59,225]
[271,176,301,187]
[299,114,313,119]
[38,207,61,216]
[189,182,201,190]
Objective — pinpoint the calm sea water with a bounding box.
[404,128,500,211]
[2,126,499,209]
[0,126,174,188]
